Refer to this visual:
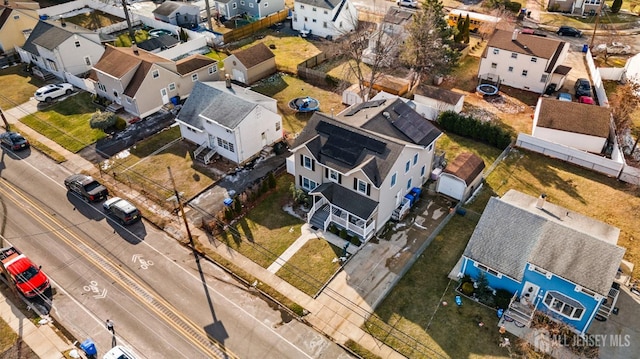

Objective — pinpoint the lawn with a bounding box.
[233,35,323,74]
[0,66,46,109]
[441,56,480,93]
[64,10,123,31]
[436,133,503,170]
[276,239,343,296]
[20,92,106,153]
[217,175,304,268]
[251,73,346,136]
[0,316,18,354]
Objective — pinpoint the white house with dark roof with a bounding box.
[287,97,442,241]
[532,98,611,153]
[454,190,625,335]
[16,20,104,81]
[175,80,283,164]
[292,0,358,39]
[362,6,412,66]
[436,152,484,201]
[478,29,570,93]
[413,85,464,120]
[153,1,200,28]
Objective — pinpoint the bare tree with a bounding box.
[610,80,640,153]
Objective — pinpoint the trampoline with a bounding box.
[288,96,320,112]
[149,29,173,38]
[476,84,499,96]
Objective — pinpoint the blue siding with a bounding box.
[461,257,520,294]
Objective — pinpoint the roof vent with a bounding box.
[132,44,139,55]
[511,29,518,41]
[382,111,391,120]
[225,74,231,88]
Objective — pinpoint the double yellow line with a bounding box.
[0,177,237,359]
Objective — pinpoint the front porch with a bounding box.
[307,201,376,241]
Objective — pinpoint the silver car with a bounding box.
[34,83,73,102]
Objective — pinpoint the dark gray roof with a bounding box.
[22,20,91,55]
[415,85,464,105]
[176,81,257,130]
[462,190,624,296]
[296,0,342,10]
[309,182,378,219]
[136,34,179,52]
[152,1,183,16]
[293,113,405,187]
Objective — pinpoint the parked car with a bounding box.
[0,131,29,151]
[103,345,138,359]
[557,92,572,102]
[557,26,582,37]
[34,83,73,103]
[396,0,418,8]
[579,96,595,105]
[64,174,108,202]
[593,42,632,55]
[1,246,51,298]
[103,197,140,225]
[574,78,592,97]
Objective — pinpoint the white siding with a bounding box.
[234,106,282,163]
[532,126,606,153]
[292,0,357,39]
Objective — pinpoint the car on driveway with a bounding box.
[574,78,592,97]
[593,42,632,55]
[103,197,140,225]
[557,92,572,102]
[557,26,582,37]
[0,131,29,151]
[34,83,74,103]
[396,0,418,8]
[579,96,595,105]
[64,174,108,202]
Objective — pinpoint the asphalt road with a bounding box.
[0,147,350,358]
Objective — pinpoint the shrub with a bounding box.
[114,117,127,130]
[234,196,242,214]
[90,110,117,130]
[504,1,521,12]
[267,172,276,189]
[350,236,362,246]
[329,224,339,235]
[611,0,622,13]
[437,110,513,149]
[461,282,475,295]
[495,289,512,309]
[339,228,348,239]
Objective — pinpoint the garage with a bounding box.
[436,152,485,201]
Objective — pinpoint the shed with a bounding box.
[222,43,276,85]
[436,152,485,201]
[412,85,464,120]
[152,1,200,27]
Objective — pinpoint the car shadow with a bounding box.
[1,147,31,159]
[104,217,147,244]
[66,193,105,221]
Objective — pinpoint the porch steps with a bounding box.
[260,145,274,157]
[194,142,217,165]
[106,103,124,113]
[309,205,329,229]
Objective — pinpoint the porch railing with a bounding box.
[307,197,327,223]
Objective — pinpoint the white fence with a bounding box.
[64,71,96,94]
[37,0,126,19]
[158,36,208,60]
[98,19,143,35]
[599,67,626,81]
[584,48,609,107]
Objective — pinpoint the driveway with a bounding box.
[589,286,640,358]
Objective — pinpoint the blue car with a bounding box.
[557,93,572,102]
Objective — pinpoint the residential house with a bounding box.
[292,0,358,39]
[435,152,484,201]
[287,97,442,241]
[222,42,275,85]
[532,98,611,153]
[0,3,39,55]
[547,0,603,16]
[16,20,104,80]
[455,190,625,335]
[153,1,200,28]
[412,85,464,121]
[478,29,570,94]
[215,0,285,21]
[91,45,220,118]
[175,80,283,165]
[363,6,412,66]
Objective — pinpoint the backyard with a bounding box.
[0,66,46,109]
[63,10,123,31]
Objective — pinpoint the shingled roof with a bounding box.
[462,190,624,296]
[230,43,275,69]
[536,98,610,138]
[176,54,216,75]
[415,85,464,105]
[443,152,485,183]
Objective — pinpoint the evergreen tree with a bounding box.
[463,14,471,44]
[454,17,464,43]
[611,0,623,13]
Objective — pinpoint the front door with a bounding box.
[261,132,267,146]
[161,88,169,104]
[208,134,216,148]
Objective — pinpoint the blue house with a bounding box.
[456,190,625,335]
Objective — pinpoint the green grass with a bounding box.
[276,239,342,296]
[20,92,106,153]
[217,175,304,268]
[0,66,46,109]
[441,56,480,93]
[239,35,323,74]
[113,30,150,47]
[251,73,345,136]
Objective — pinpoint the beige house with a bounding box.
[223,43,276,85]
[287,98,442,241]
[0,3,39,55]
[91,45,220,118]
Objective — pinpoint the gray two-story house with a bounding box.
[215,0,285,21]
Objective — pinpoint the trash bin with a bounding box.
[170,96,180,106]
[582,44,589,53]
[455,207,467,216]
[79,338,97,356]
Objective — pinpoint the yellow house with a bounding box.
[0,2,40,54]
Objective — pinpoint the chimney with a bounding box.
[511,29,519,41]
[132,45,139,55]
[225,74,231,88]
[536,194,547,209]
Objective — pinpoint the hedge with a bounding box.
[437,110,513,149]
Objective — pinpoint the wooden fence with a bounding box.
[297,52,331,85]
[222,10,289,43]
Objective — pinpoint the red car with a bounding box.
[579,96,595,105]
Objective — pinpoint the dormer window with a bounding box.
[152,69,159,78]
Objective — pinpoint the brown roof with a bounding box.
[443,152,485,183]
[415,85,463,105]
[176,54,216,75]
[231,42,274,69]
[554,65,571,76]
[537,98,611,137]
[486,29,565,61]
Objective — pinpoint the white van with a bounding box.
[103,345,138,359]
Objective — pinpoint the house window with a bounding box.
[357,179,368,194]
[578,287,596,298]
[406,178,412,190]
[84,56,91,66]
[339,21,343,28]
[390,172,397,187]
[249,3,254,7]
[46,59,57,72]
[312,7,316,11]
[264,2,268,6]
[301,177,317,191]
[508,66,513,72]
[474,262,501,277]
[540,74,548,83]
[152,69,159,79]
[543,291,585,320]
[522,70,528,76]
[191,73,198,82]
[511,53,518,59]
[300,4,304,8]
[491,62,497,69]
[75,41,81,47]
[304,17,308,22]
[328,169,340,182]
[125,97,131,104]
[232,3,237,9]
[324,10,328,14]
[492,49,499,55]
[275,122,281,131]
[168,83,176,91]
[240,0,244,4]
[323,22,328,28]
[420,165,426,177]
[31,54,37,61]
[428,144,433,151]
[302,155,314,170]
[405,160,410,173]
[312,19,316,23]
[97,83,107,92]
[413,153,418,165]
[531,57,537,63]
[13,15,19,19]
[217,138,235,152]
[113,90,119,98]
[208,66,217,74]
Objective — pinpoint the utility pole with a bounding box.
[167,167,195,247]
[204,0,213,33]
[0,107,9,131]
[590,8,601,49]
[121,0,136,44]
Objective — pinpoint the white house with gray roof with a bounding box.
[215,0,285,21]
[152,1,200,28]
[175,80,283,165]
[292,0,358,39]
[455,190,625,335]
[287,97,442,241]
